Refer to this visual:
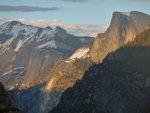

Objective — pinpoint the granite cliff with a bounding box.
[91,11,150,63]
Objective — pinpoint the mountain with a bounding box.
[8,45,94,113]
[39,11,150,113]
[0,21,93,113]
[50,27,150,113]
[91,11,150,63]
[0,21,93,90]
[41,11,150,113]
[37,45,94,112]
[44,45,94,92]
[1,11,150,113]
[0,82,23,113]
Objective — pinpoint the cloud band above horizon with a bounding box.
[0,5,60,12]
[0,17,107,37]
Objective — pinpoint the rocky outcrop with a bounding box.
[44,45,94,92]
[0,82,23,113]
[44,60,84,92]
[50,28,150,113]
[91,11,150,63]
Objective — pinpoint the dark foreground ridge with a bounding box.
[50,28,150,113]
[0,82,23,113]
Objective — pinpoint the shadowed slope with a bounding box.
[50,28,150,113]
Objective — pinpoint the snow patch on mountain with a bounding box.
[10,23,38,36]
[65,47,90,63]
[37,29,56,42]
[0,67,25,79]
[1,70,13,77]
[2,67,24,75]
[0,22,39,52]
[37,40,57,49]
[15,40,23,52]
[0,22,39,37]
[14,35,33,52]
[0,22,9,31]
[15,38,27,52]
[3,37,15,47]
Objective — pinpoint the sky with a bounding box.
[0,0,150,37]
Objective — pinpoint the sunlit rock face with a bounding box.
[39,45,94,113]
[44,46,92,92]
[91,11,150,63]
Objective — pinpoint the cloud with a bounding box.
[0,5,60,12]
[0,17,107,37]
[0,17,7,23]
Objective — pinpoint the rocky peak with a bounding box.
[0,21,39,36]
[8,21,22,26]
[0,21,22,31]
[55,26,67,34]
[46,26,52,30]
[90,11,150,63]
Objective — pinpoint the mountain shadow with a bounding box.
[50,28,150,113]
[0,82,23,113]
[9,83,62,113]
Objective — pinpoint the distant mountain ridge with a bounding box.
[0,21,93,90]
[91,11,150,63]
[0,21,93,113]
